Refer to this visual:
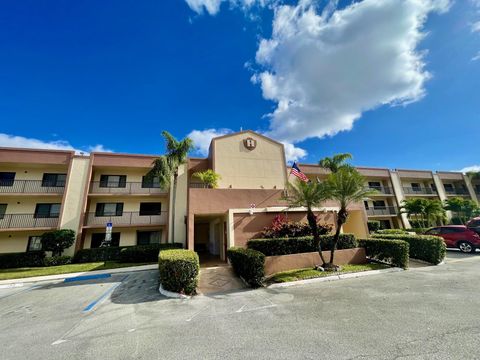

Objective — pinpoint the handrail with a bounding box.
[0,214,59,229]
[89,181,168,194]
[0,180,65,194]
[84,211,168,226]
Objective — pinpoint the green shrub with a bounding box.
[247,234,357,256]
[0,251,46,269]
[43,256,72,267]
[409,228,428,234]
[227,247,265,288]
[158,249,199,295]
[371,234,446,265]
[119,243,183,263]
[358,238,409,269]
[375,229,407,235]
[41,229,76,256]
[73,247,124,263]
[367,220,380,233]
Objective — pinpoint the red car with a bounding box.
[424,225,480,253]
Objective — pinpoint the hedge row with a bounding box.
[0,251,46,269]
[371,234,446,265]
[73,243,183,263]
[158,249,199,295]
[43,256,72,267]
[227,247,265,288]
[247,234,357,256]
[358,238,409,269]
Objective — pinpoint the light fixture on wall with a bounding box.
[249,203,256,216]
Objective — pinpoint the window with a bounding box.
[469,220,480,227]
[0,172,15,186]
[95,203,124,216]
[431,183,437,191]
[368,181,381,190]
[475,185,480,193]
[363,201,369,210]
[444,184,454,193]
[378,220,391,229]
[0,204,6,220]
[27,236,43,251]
[411,183,421,191]
[137,230,162,245]
[142,176,160,188]
[99,175,127,188]
[34,203,61,218]
[440,227,465,234]
[91,232,120,248]
[42,173,66,187]
[139,202,162,216]
[425,228,441,235]
[373,200,386,209]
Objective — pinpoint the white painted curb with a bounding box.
[0,264,158,286]
[158,283,191,299]
[268,267,404,289]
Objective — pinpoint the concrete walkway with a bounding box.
[197,265,245,295]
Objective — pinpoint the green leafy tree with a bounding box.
[322,167,376,268]
[41,229,76,256]
[192,169,221,188]
[400,198,428,227]
[284,180,330,265]
[444,197,480,224]
[318,153,353,173]
[146,131,193,243]
[423,199,446,227]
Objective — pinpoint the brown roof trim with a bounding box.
[436,171,464,175]
[91,151,161,159]
[0,146,74,155]
[394,168,434,174]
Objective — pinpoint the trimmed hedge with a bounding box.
[358,238,409,269]
[371,234,446,265]
[43,256,72,267]
[73,243,183,263]
[247,234,357,256]
[367,220,380,233]
[119,243,183,263]
[158,249,199,295]
[227,247,265,288]
[375,229,407,235]
[0,251,46,269]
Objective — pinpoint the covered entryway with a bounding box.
[193,214,227,267]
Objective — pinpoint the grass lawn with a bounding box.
[0,261,155,281]
[269,263,390,283]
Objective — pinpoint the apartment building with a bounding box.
[0,130,477,260]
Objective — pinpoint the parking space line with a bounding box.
[0,284,41,300]
[82,275,128,313]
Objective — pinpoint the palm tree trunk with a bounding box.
[171,170,178,244]
[307,209,326,265]
[329,207,348,266]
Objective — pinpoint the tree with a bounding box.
[423,199,446,227]
[319,153,353,173]
[146,131,193,243]
[444,197,480,224]
[41,229,76,256]
[192,169,221,188]
[322,167,376,268]
[284,179,330,265]
[400,198,428,227]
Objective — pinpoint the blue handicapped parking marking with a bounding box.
[64,273,111,283]
[82,275,129,313]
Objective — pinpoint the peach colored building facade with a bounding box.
[0,130,477,258]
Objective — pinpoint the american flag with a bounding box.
[290,162,309,182]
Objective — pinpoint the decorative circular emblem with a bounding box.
[243,137,257,151]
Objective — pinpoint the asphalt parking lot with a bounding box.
[1,250,480,360]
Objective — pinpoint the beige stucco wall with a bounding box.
[212,131,287,189]
[0,230,46,253]
[169,163,187,245]
[91,167,154,182]
[86,197,168,213]
[0,164,68,181]
[0,196,63,214]
[342,210,369,238]
[82,227,166,249]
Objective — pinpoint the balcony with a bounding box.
[89,182,168,195]
[84,211,168,227]
[0,180,65,194]
[402,187,437,195]
[0,214,59,230]
[444,188,470,196]
[366,206,398,216]
[366,185,393,195]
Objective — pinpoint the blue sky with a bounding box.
[0,0,479,171]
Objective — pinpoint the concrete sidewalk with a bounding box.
[0,264,158,286]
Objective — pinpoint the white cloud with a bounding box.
[187,128,232,155]
[0,133,111,154]
[472,21,480,33]
[254,0,451,143]
[458,165,480,173]
[187,128,306,162]
[472,51,480,61]
[185,0,271,15]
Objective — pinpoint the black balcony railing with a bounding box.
[0,180,65,194]
[366,206,398,216]
[367,185,392,195]
[0,214,59,229]
[84,211,168,226]
[403,187,437,195]
[445,188,469,195]
[89,182,168,195]
[189,182,212,189]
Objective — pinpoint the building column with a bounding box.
[389,171,410,229]
[463,174,479,205]
[432,173,451,222]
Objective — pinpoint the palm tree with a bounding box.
[319,153,353,173]
[192,169,221,188]
[400,198,427,227]
[322,167,376,268]
[444,197,466,224]
[146,131,193,243]
[423,199,446,227]
[284,179,330,265]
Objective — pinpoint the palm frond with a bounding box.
[145,156,172,189]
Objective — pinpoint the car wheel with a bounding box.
[458,241,475,253]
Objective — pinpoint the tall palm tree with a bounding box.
[319,153,353,173]
[146,131,193,243]
[284,179,330,265]
[323,167,376,268]
[444,197,466,224]
[423,199,446,227]
[400,198,427,227]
